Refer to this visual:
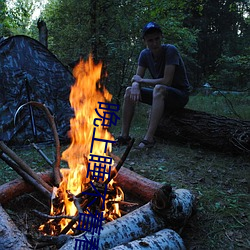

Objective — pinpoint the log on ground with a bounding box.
[155,108,250,154]
[0,171,53,204]
[110,228,186,250]
[60,202,168,250]
[114,166,162,202]
[0,204,32,249]
[60,187,195,250]
[0,167,160,205]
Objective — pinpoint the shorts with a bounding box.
[140,87,189,112]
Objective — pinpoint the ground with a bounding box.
[0,94,249,249]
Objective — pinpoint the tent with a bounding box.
[0,35,75,145]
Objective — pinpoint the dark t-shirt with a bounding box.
[138,44,190,91]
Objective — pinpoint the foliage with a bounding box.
[2,0,250,96]
[208,55,250,90]
[184,0,250,86]
[0,0,12,36]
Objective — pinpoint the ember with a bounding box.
[39,55,123,237]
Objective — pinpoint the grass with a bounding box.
[0,94,249,249]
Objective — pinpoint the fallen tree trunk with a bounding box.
[156,108,250,154]
[0,167,160,205]
[60,187,195,250]
[110,228,185,250]
[0,204,32,249]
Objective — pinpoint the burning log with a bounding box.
[59,185,195,250]
[156,108,250,154]
[110,228,186,250]
[0,204,32,249]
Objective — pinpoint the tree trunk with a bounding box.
[110,228,185,250]
[156,108,250,154]
[37,19,48,47]
[0,204,32,249]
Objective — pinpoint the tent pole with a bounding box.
[25,78,38,142]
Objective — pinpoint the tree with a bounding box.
[42,0,198,102]
[185,0,250,89]
[0,0,12,36]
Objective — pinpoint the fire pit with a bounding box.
[0,167,195,249]
[0,55,196,249]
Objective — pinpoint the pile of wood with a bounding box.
[0,140,196,249]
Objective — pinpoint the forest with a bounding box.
[0,1,250,250]
[1,0,249,102]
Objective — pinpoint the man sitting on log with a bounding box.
[116,22,191,148]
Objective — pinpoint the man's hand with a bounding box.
[130,82,141,102]
[131,74,142,83]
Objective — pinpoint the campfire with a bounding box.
[0,55,196,250]
[38,55,126,236]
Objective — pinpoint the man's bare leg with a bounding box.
[138,85,166,147]
[121,87,136,138]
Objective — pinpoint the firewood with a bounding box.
[110,228,186,250]
[59,202,166,250]
[156,108,250,154]
[59,186,195,250]
[114,166,162,202]
[0,204,32,249]
[106,138,135,184]
[0,152,51,199]
[0,171,53,204]
[0,141,53,193]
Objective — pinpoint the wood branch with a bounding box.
[0,171,53,204]
[0,141,53,193]
[33,235,71,249]
[0,204,32,249]
[110,228,185,250]
[14,101,62,186]
[0,152,51,199]
[106,137,135,184]
[60,186,195,250]
[156,108,250,154]
[32,209,75,220]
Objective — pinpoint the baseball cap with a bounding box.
[142,22,162,38]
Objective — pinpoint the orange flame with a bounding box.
[49,55,122,233]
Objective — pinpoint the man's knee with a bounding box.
[124,87,132,99]
[153,84,166,98]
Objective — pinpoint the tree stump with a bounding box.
[155,108,250,154]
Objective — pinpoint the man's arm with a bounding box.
[129,66,146,102]
[132,64,176,87]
